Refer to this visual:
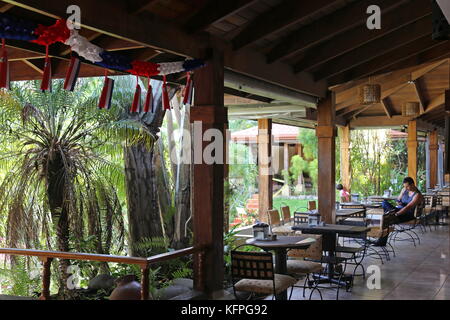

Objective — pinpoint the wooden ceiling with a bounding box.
[1,0,450,129]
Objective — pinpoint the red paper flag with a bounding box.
[63,56,81,91]
[98,76,114,109]
[143,78,153,113]
[131,81,141,113]
[40,46,52,92]
[182,73,193,106]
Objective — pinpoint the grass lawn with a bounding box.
[273,197,316,214]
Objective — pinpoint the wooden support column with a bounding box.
[258,119,273,222]
[316,95,336,224]
[191,48,225,297]
[445,115,450,183]
[429,130,439,189]
[407,120,418,183]
[339,125,351,193]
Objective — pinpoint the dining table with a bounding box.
[246,235,316,300]
[291,223,371,289]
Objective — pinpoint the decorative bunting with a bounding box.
[143,78,153,113]
[182,73,193,106]
[40,46,52,92]
[0,39,10,90]
[0,13,205,80]
[63,56,81,91]
[162,75,171,110]
[131,78,142,113]
[98,74,114,109]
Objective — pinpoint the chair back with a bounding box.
[293,212,309,225]
[288,235,322,260]
[267,209,281,226]
[281,206,291,223]
[231,250,274,281]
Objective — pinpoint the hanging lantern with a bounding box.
[359,84,381,105]
[402,102,420,117]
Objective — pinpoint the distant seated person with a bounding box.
[382,177,423,224]
[336,184,350,203]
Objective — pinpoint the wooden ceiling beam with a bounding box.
[0,2,13,12]
[350,115,412,128]
[326,34,440,86]
[127,0,157,15]
[412,79,426,114]
[232,0,338,50]
[314,16,432,81]
[266,0,404,64]
[293,0,431,74]
[21,59,43,74]
[374,42,450,76]
[3,0,327,97]
[381,97,394,118]
[424,93,445,114]
[185,0,259,33]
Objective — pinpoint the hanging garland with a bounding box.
[0,12,202,112]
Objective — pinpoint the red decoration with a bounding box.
[130,76,141,113]
[127,60,159,78]
[32,19,70,46]
[143,78,153,113]
[40,45,52,92]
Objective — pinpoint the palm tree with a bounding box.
[0,80,126,296]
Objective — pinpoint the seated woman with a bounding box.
[336,184,350,203]
[373,177,423,246]
[382,177,423,223]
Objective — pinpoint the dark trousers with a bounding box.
[381,200,414,223]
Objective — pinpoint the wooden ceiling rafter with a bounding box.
[293,0,432,74]
[381,97,394,118]
[313,16,432,81]
[412,79,426,114]
[185,0,258,33]
[266,0,405,64]
[231,0,339,51]
[326,34,440,86]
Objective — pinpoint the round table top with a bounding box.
[246,235,316,250]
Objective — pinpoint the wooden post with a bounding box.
[39,257,52,300]
[445,115,450,182]
[429,130,439,189]
[316,94,336,224]
[407,120,418,183]
[140,267,150,300]
[191,48,225,297]
[339,125,351,193]
[258,119,273,222]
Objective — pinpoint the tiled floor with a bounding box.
[287,220,450,300]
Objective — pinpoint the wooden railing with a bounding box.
[0,246,204,300]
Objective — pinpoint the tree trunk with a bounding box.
[124,142,164,257]
[46,152,70,297]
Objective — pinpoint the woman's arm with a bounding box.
[397,188,405,201]
[396,193,422,215]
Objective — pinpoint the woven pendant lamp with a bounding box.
[359,78,381,105]
[402,102,420,117]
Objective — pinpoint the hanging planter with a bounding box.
[402,102,420,117]
[359,83,381,105]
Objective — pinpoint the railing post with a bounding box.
[140,266,149,300]
[39,257,53,300]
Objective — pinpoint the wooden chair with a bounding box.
[231,248,297,300]
[307,201,317,213]
[267,209,281,226]
[281,206,292,224]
